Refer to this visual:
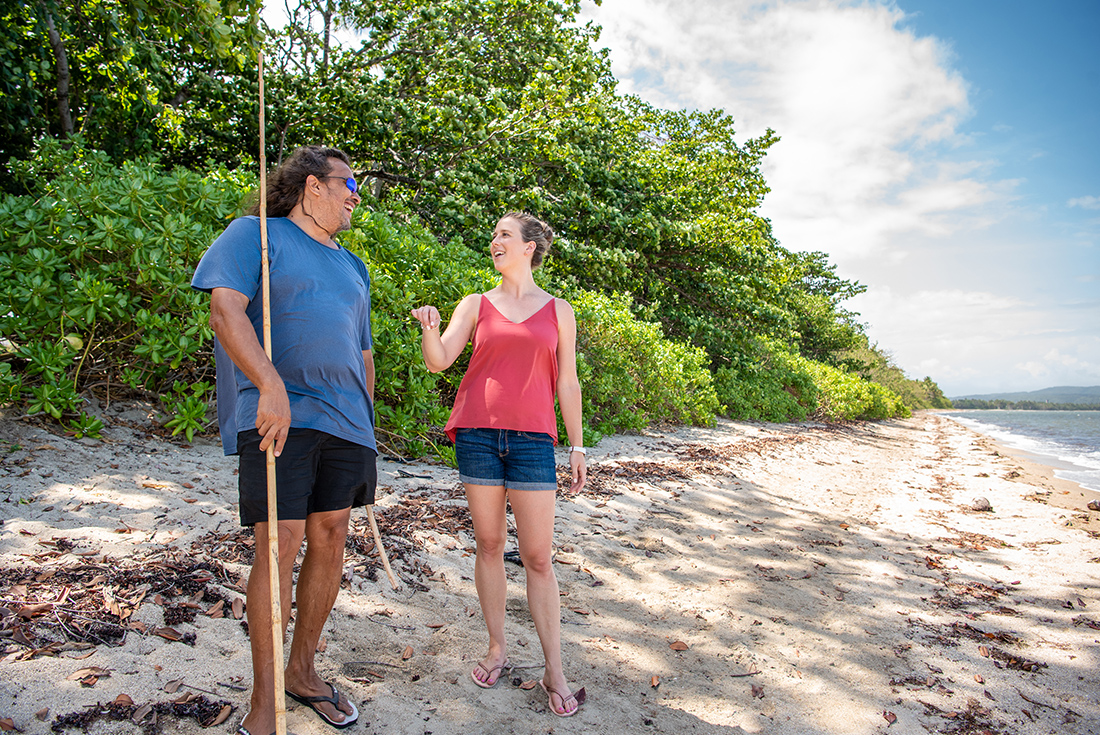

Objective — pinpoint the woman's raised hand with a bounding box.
[410,305,441,331]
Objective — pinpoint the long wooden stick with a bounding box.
[366,505,399,590]
[258,48,288,735]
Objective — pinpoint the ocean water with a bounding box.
[940,410,1100,492]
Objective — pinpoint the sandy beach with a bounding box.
[1,408,1098,734]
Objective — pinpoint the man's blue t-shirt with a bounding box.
[191,216,375,455]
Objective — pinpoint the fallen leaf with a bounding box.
[0,718,14,731]
[571,608,590,615]
[183,498,197,504]
[16,602,53,619]
[884,711,897,725]
[316,636,327,653]
[102,587,123,618]
[519,680,538,690]
[204,704,232,727]
[650,675,660,688]
[231,598,244,619]
[182,482,194,489]
[113,694,134,706]
[426,623,445,629]
[978,645,990,657]
[80,675,100,687]
[154,627,182,641]
[402,645,414,660]
[751,684,764,699]
[132,704,153,724]
[35,708,49,721]
[164,679,183,693]
[173,692,197,704]
[66,666,110,681]
[669,641,689,651]
[205,600,225,618]
[974,674,984,683]
[129,620,147,633]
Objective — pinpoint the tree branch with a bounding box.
[39,1,73,137]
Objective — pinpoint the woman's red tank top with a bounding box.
[444,295,559,442]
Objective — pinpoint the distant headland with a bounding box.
[949,385,1100,410]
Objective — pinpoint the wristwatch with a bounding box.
[569,446,586,454]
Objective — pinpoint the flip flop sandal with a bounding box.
[471,658,511,688]
[539,680,586,717]
[236,711,275,735]
[285,682,359,730]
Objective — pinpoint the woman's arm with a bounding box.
[554,299,587,493]
[410,293,481,373]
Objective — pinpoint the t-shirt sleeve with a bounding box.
[191,217,262,299]
[351,254,373,351]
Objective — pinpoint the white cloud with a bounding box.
[851,286,1100,394]
[580,0,1098,394]
[1068,195,1100,210]
[582,0,1015,259]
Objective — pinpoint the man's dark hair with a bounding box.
[246,145,351,217]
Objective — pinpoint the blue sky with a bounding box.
[579,0,1100,396]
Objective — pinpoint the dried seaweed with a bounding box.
[51,694,231,733]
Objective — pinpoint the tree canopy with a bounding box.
[0,0,946,442]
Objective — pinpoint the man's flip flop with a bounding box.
[470,658,511,688]
[285,682,359,730]
[539,680,586,717]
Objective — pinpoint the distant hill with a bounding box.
[950,386,1100,404]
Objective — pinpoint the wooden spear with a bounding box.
[366,505,399,590]
[258,48,288,735]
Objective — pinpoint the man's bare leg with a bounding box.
[283,507,356,724]
[240,519,306,735]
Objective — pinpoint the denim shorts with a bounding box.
[237,428,377,525]
[454,428,557,491]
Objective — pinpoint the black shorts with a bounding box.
[237,428,377,526]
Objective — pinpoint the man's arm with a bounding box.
[362,349,375,403]
[209,287,291,456]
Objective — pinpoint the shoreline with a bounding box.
[936,408,1100,493]
[935,413,1100,533]
[1,411,1098,734]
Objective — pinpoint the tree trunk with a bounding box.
[321,0,333,78]
[40,1,74,137]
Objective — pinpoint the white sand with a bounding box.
[1,409,1098,734]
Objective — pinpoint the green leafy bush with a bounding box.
[0,146,907,452]
[803,360,910,421]
[714,339,818,422]
[570,291,720,438]
[0,140,246,425]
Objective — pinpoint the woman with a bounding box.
[410,212,587,717]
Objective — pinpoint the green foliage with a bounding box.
[714,340,818,422]
[162,381,214,442]
[0,140,245,428]
[840,343,951,411]
[569,291,720,438]
[803,360,910,421]
[0,0,263,175]
[67,412,104,439]
[950,399,1099,410]
[0,0,927,445]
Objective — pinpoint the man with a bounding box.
[192,145,374,734]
